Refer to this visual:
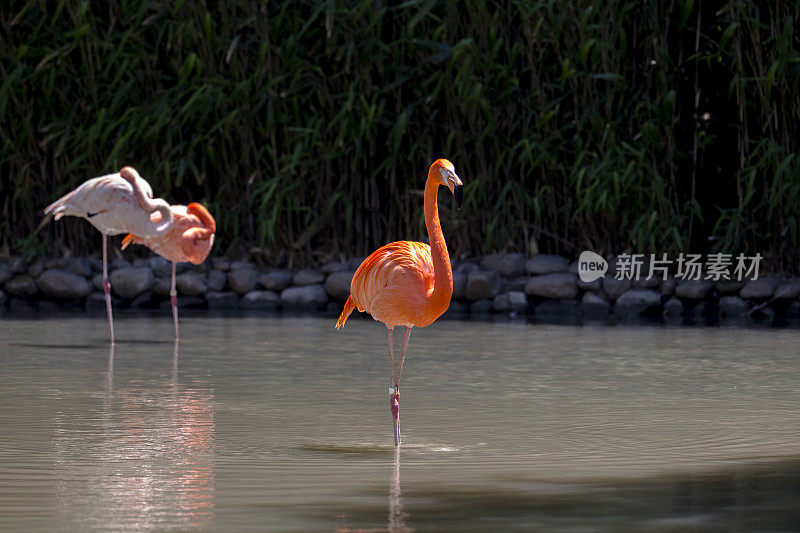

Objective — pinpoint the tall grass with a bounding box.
[1,1,799,269]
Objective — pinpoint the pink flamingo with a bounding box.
[45,167,174,344]
[121,203,216,339]
[335,159,463,446]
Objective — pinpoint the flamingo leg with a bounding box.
[387,326,395,387]
[394,326,412,388]
[102,234,114,345]
[387,326,401,446]
[389,326,413,447]
[170,261,179,340]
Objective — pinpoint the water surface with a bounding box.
[1,314,799,531]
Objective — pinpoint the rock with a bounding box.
[774,279,800,300]
[8,297,37,311]
[715,279,744,295]
[259,270,293,291]
[242,290,280,310]
[132,258,150,268]
[615,289,660,318]
[577,278,601,292]
[325,271,354,300]
[4,275,37,296]
[720,296,749,317]
[92,274,104,291]
[455,262,480,275]
[674,279,714,299]
[36,269,93,299]
[470,299,493,314]
[177,271,207,296]
[452,272,468,300]
[0,265,11,286]
[111,258,131,270]
[326,301,342,316]
[160,296,204,309]
[347,257,366,270]
[663,297,684,319]
[526,254,569,274]
[68,257,93,278]
[228,268,258,294]
[206,291,239,309]
[131,292,156,308]
[660,277,676,296]
[320,261,349,274]
[0,289,5,307]
[27,259,45,278]
[280,284,328,311]
[683,300,710,319]
[740,274,783,299]
[601,277,631,301]
[480,253,526,277]
[85,292,107,309]
[44,258,65,269]
[153,278,170,296]
[492,291,528,312]
[88,258,103,273]
[293,269,325,286]
[632,275,660,289]
[444,300,469,317]
[207,269,227,292]
[581,292,611,318]
[9,256,27,274]
[149,256,171,276]
[210,257,229,271]
[230,260,255,270]
[110,267,153,298]
[465,270,502,300]
[751,304,774,323]
[535,299,580,318]
[525,273,578,300]
[502,276,528,292]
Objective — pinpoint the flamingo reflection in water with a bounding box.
[54,341,216,530]
[335,448,412,533]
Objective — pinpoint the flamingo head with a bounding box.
[120,166,154,199]
[180,203,216,264]
[431,158,463,210]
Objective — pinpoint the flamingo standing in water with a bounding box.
[45,167,174,344]
[121,203,216,339]
[336,158,463,446]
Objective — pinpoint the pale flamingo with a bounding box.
[335,159,463,446]
[45,167,174,344]
[121,203,216,340]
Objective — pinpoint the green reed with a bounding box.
[1,1,799,269]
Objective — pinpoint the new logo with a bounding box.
[578,251,608,282]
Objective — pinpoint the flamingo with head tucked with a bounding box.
[335,158,463,446]
[121,203,216,340]
[45,166,174,344]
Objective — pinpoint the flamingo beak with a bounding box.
[448,173,464,210]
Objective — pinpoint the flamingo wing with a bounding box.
[44,172,155,235]
[344,241,434,328]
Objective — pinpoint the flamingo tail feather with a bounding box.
[335,296,356,329]
[120,233,135,250]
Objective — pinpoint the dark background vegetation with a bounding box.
[1,1,799,269]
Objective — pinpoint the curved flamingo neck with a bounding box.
[424,172,453,317]
[120,167,173,232]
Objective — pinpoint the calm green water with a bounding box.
[0,314,799,531]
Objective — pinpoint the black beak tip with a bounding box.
[454,185,464,210]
